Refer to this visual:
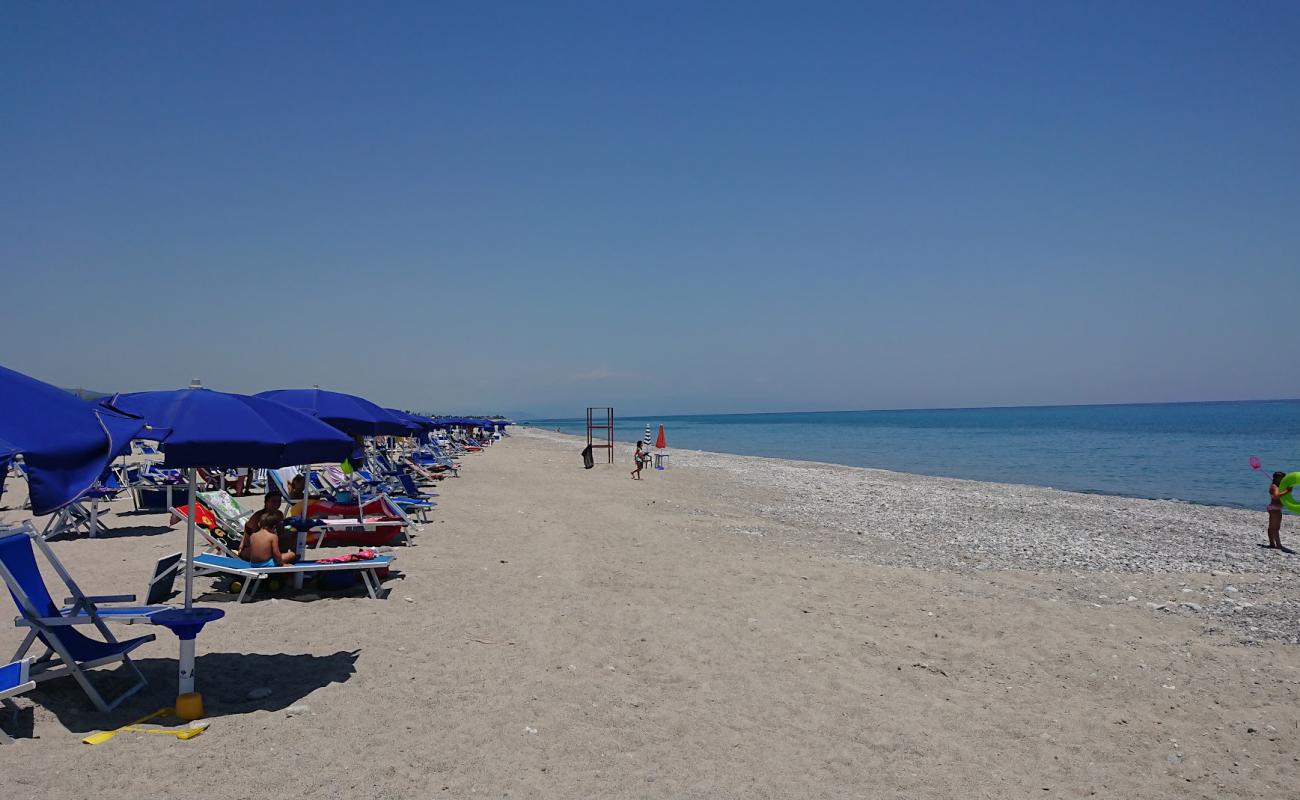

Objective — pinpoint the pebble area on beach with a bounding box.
[527,428,1300,644]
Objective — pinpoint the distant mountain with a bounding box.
[63,387,112,401]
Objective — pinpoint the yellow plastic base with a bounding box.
[175,692,205,721]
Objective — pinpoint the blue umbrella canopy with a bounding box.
[0,364,147,515]
[110,388,353,468]
[255,388,411,437]
[385,408,434,433]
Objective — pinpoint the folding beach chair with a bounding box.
[197,490,256,531]
[0,657,34,743]
[171,503,241,558]
[0,523,167,712]
[171,499,243,557]
[393,471,438,500]
[144,553,182,605]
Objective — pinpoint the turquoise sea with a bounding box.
[527,401,1300,509]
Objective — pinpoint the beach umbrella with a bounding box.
[655,425,667,450]
[385,408,434,434]
[0,364,146,515]
[110,385,355,603]
[108,383,353,716]
[254,388,412,437]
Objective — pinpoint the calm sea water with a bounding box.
[528,401,1300,509]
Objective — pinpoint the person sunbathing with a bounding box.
[243,490,284,536]
[238,490,298,555]
[240,509,297,567]
[287,474,307,516]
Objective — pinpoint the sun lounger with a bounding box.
[171,498,243,556]
[0,657,34,743]
[187,552,395,602]
[144,552,182,605]
[0,523,165,712]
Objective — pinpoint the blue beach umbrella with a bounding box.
[107,382,354,713]
[0,364,146,515]
[112,387,356,470]
[385,408,435,433]
[255,388,412,437]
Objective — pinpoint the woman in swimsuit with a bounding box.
[1267,471,1291,551]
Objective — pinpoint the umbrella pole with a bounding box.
[184,468,196,610]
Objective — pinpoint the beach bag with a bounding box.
[582,445,594,469]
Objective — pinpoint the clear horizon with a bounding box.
[523,395,1300,423]
[5,3,1298,417]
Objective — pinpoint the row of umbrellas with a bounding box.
[0,371,510,604]
[0,365,512,707]
[0,368,512,517]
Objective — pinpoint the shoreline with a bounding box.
[521,426,1280,571]
[520,424,1268,512]
[524,425,1253,510]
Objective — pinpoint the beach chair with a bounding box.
[186,552,396,603]
[0,657,34,743]
[144,553,182,605]
[171,496,244,557]
[40,467,128,540]
[403,458,449,484]
[197,489,256,531]
[0,523,165,712]
[171,502,241,558]
[393,471,439,503]
[178,492,408,554]
[349,469,433,522]
[120,464,144,511]
[133,464,184,511]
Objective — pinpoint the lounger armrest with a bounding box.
[62,594,137,605]
[15,615,106,628]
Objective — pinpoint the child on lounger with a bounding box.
[241,509,297,567]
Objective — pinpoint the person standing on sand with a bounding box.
[1266,472,1294,552]
[631,440,646,480]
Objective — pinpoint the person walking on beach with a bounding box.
[631,440,646,480]
[1266,472,1294,552]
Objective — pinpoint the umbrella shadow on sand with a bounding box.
[13,649,360,735]
[89,524,176,540]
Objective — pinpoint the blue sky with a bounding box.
[3,2,1297,418]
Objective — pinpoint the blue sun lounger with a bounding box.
[0,657,35,743]
[188,552,395,603]
[0,523,168,712]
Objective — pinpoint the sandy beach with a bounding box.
[2,430,1298,798]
